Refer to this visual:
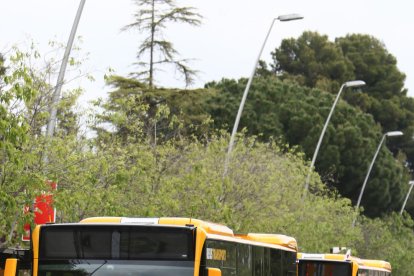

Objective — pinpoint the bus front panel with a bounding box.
[37,224,195,276]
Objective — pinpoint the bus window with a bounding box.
[270,248,282,276]
[263,248,270,276]
[38,225,195,276]
[204,240,236,276]
[237,244,252,276]
[282,251,296,275]
[298,261,352,276]
[252,246,263,276]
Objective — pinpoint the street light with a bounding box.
[46,0,86,138]
[302,80,366,198]
[352,130,403,226]
[43,0,86,165]
[400,180,414,215]
[223,13,304,176]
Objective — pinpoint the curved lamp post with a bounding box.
[400,180,414,215]
[223,14,304,177]
[352,130,403,226]
[302,80,366,198]
[46,0,86,138]
[43,0,86,165]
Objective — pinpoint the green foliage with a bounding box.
[122,0,202,87]
[357,213,414,275]
[0,42,88,246]
[268,31,414,215]
[93,75,213,144]
[205,76,409,216]
[47,131,362,255]
[271,31,355,92]
[271,32,414,166]
[2,32,414,275]
[336,34,406,99]
[270,32,407,99]
[0,47,45,246]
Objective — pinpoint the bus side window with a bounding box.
[282,251,296,275]
[252,247,263,276]
[237,244,251,276]
[270,249,282,276]
[205,240,236,276]
[263,248,270,276]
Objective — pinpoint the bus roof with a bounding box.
[79,217,297,252]
[235,233,298,251]
[297,253,354,262]
[357,258,392,272]
[79,217,234,237]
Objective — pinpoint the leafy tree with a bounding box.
[270,33,412,135]
[357,213,414,275]
[0,42,90,246]
[51,129,363,254]
[270,32,407,100]
[270,31,355,93]
[205,76,409,216]
[335,35,414,170]
[268,31,414,216]
[0,47,44,247]
[93,75,212,145]
[2,41,88,139]
[122,0,202,88]
[2,46,414,273]
[336,34,406,99]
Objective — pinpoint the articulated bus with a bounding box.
[297,253,392,276]
[297,253,358,276]
[356,258,391,276]
[3,217,298,276]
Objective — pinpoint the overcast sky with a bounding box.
[1,0,414,105]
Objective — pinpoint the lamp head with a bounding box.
[344,80,366,88]
[385,131,403,137]
[277,14,304,22]
[409,180,414,185]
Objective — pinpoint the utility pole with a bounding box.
[46,0,86,138]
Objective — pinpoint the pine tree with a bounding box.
[123,0,202,88]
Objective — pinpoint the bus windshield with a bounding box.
[298,260,352,276]
[38,224,195,276]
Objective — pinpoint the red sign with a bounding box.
[22,182,57,241]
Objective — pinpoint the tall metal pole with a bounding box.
[302,83,346,198]
[303,80,365,199]
[46,0,86,138]
[356,134,386,209]
[223,18,277,177]
[400,181,414,215]
[223,14,303,177]
[352,130,402,226]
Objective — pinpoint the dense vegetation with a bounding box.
[205,76,410,217]
[1,9,414,275]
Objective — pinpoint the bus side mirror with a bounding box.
[206,267,222,276]
[4,258,18,276]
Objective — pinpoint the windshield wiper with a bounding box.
[89,260,107,275]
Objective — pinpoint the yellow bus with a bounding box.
[3,217,298,276]
[297,253,359,276]
[356,258,391,276]
[1,248,30,276]
[297,253,392,276]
